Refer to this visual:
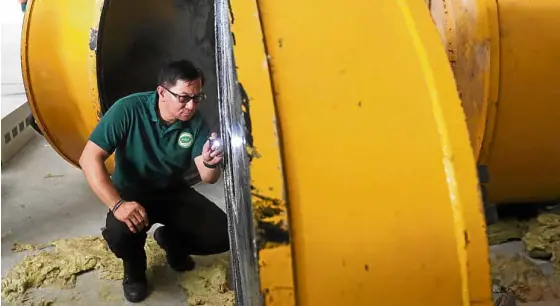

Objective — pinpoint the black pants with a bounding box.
[101,187,230,269]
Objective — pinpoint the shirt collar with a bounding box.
[148,91,191,131]
[148,91,160,123]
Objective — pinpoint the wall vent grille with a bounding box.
[3,115,32,145]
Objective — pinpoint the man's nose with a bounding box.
[185,100,195,110]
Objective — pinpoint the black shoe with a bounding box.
[123,261,148,303]
[167,252,196,272]
[123,276,148,303]
[154,226,196,272]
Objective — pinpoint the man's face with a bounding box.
[158,79,204,122]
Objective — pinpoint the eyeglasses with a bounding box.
[162,86,207,103]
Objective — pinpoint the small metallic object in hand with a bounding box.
[209,136,222,151]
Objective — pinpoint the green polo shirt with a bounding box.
[89,91,209,195]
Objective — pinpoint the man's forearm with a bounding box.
[200,166,221,184]
[81,157,122,210]
[194,155,222,184]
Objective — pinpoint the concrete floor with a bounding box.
[490,242,559,306]
[1,135,227,305]
[3,135,560,306]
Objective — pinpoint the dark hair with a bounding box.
[158,60,205,87]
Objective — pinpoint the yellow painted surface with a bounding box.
[483,0,560,203]
[257,0,491,305]
[258,246,296,305]
[229,0,296,303]
[230,0,286,207]
[25,0,497,304]
[21,0,104,169]
[431,0,560,204]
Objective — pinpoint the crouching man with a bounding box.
[79,60,229,303]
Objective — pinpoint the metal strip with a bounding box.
[214,0,262,305]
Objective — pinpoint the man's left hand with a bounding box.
[202,132,224,166]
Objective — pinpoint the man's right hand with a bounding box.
[113,201,149,233]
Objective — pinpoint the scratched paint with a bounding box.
[89,28,98,51]
[430,0,560,204]
[429,0,492,160]
[252,193,290,250]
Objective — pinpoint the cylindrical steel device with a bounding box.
[22,0,219,178]
[22,0,494,305]
[430,0,560,204]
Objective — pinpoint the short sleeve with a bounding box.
[89,100,131,154]
[192,118,210,159]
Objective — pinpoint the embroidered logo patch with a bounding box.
[178,132,194,148]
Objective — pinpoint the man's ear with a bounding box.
[156,86,165,100]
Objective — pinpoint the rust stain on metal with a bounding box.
[252,192,290,250]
